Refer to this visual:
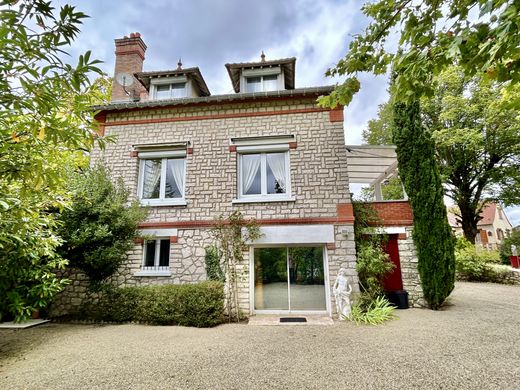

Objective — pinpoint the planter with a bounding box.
[385,290,409,309]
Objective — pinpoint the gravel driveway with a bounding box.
[1,282,519,390]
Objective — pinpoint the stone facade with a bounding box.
[54,95,357,318]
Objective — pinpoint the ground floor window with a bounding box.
[142,239,170,272]
[253,247,326,311]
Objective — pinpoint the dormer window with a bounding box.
[150,77,188,100]
[245,74,279,93]
[154,82,187,99]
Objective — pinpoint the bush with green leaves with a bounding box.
[348,295,396,325]
[455,239,504,282]
[58,165,147,284]
[79,281,224,327]
[500,230,520,265]
[205,245,225,282]
[356,240,395,300]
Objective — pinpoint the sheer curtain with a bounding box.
[168,158,185,198]
[143,159,161,198]
[266,153,286,193]
[242,154,261,194]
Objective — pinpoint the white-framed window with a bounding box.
[237,148,291,202]
[138,238,170,275]
[153,82,187,99]
[137,150,187,206]
[245,74,279,93]
[149,76,189,100]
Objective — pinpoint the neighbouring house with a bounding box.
[448,203,513,249]
[50,33,423,317]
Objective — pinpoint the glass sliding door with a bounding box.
[288,247,326,310]
[254,248,289,310]
[254,247,327,312]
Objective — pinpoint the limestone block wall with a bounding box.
[398,227,425,307]
[90,98,351,223]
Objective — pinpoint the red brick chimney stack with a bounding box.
[112,32,147,102]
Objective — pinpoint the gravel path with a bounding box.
[1,282,519,390]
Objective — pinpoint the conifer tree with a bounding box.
[393,101,456,309]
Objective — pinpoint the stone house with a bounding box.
[52,33,423,317]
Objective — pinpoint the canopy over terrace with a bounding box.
[345,145,406,201]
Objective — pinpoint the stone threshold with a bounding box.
[248,315,334,326]
[0,319,50,329]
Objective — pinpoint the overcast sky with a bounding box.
[58,0,519,226]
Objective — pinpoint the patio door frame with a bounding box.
[249,244,331,316]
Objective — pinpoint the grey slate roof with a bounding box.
[91,85,334,112]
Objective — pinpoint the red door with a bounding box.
[383,234,404,291]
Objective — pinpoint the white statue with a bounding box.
[512,245,518,256]
[333,268,352,320]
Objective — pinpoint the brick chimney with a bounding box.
[112,32,147,102]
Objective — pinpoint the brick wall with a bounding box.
[369,201,413,226]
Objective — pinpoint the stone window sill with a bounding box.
[134,271,172,277]
[232,197,296,204]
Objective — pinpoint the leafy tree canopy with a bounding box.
[363,67,520,242]
[319,0,520,107]
[0,0,106,321]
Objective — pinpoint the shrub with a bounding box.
[348,295,396,325]
[80,281,224,327]
[356,240,395,300]
[456,243,504,282]
[58,165,147,285]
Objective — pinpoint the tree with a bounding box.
[321,0,519,309]
[319,0,520,108]
[58,165,147,285]
[364,67,520,243]
[393,101,456,309]
[0,1,104,321]
[363,101,394,145]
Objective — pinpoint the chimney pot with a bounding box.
[130,32,136,38]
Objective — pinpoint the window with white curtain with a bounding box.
[239,151,290,200]
[139,154,186,206]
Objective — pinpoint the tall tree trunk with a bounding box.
[393,100,456,310]
[458,201,480,244]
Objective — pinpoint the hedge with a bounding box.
[81,281,224,327]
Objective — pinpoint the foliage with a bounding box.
[499,230,520,265]
[362,67,520,243]
[348,295,396,325]
[363,101,394,145]
[0,1,106,322]
[58,165,147,284]
[78,282,225,327]
[352,202,395,300]
[319,0,520,108]
[356,241,395,299]
[205,245,225,282]
[455,240,513,284]
[358,176,404,201]
[393,101,456,309]
[211,211,262,322]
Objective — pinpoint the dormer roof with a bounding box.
[225,57,296,93]
[135,67,211,96]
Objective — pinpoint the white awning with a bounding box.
[346,145,398,184]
